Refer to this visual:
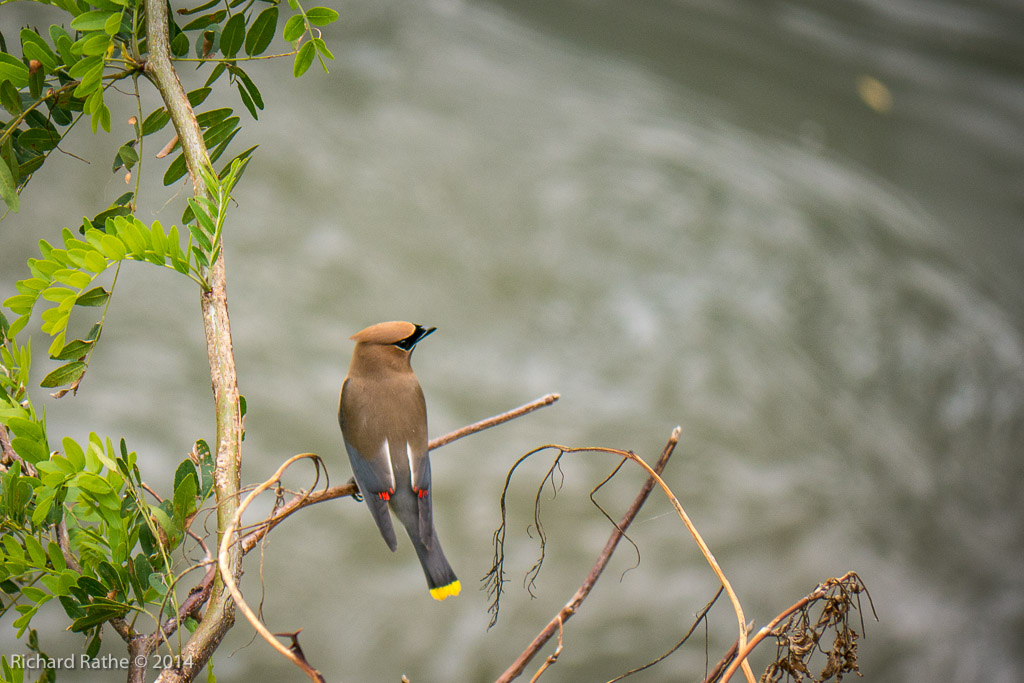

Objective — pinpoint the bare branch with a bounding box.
[495,427,680,683]
[429,393,559,450]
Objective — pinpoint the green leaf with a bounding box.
[304,7,339,26]
[176,0,220,15]
[31,486,56,525]
[208,126,241,163]
[181,9,225,32]
[82,248,108,273]
[7,313,28,338]
[117,144,138,170]
[41,286,77,303]
[187,221,213,253]
[7,416,43,441]
[313,37,334,64]
[76,32,112,58]
[112,216,147,254]
[195,107,233,129]
[171,31,190,57]
[0,53,30,89]
[203,116,239,149]
[204,61,228,88]
[236,81,258,119]
[71,11,118,31]
[77,577,107,598]
[282,14,305,42]
[40,361,86,388]
[20,29,60,73]
[17,128,61,153]
[188,87,213,107]
[11,436,47,463]
[191,245,209,269]
[141,107,170,136]
[220,12,245,58]
[163,153,188,186]
[103,11,122,35]
[73,471,114,496]
[20,586,48,603]
[76,286,110,307]
[245,6,278,56]
[149,222,167,257]
[90,99,111,134]
[293,40,315,77]
[3,533,26,560]
[48,541,67,572]
[0,155,18,213]
[64,437,86,471]
[96,561,126,596]
[150,505,178,539]
[54,32,76,69]
[98,231,127,259]
[173,458,198,493]
[24,536,47,568]
[0,80,21,116]
[195,439,215,498]
[173,469,197,526]
[231,65,264,109]
[129,554,152,604]
[52,268,92,289]
[70,599,129,631]
[51,338,94,361]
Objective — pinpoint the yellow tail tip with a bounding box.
[429,580,461,601]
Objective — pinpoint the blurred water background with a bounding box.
[3,0,1023,681]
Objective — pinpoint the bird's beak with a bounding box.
[395,325,436,351]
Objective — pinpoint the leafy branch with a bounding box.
[1,0,340,681]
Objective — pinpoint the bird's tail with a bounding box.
[411,534,461,601]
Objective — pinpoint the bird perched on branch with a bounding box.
[338,321,461,601]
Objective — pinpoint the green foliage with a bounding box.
[0,431,216,640]
[0,0,340,674]
[0,0,339,215]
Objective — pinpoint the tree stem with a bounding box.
[143,0,243,680]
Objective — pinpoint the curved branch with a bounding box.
[219,454,327,682]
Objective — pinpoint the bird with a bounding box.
[338,321,461,601]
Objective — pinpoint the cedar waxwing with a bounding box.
[338,321,461,601]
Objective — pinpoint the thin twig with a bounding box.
[495,427,681,683]
[430,393,559,450]
[606,587,724,683]
[527,615,563,683]
[702,624,749,683]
